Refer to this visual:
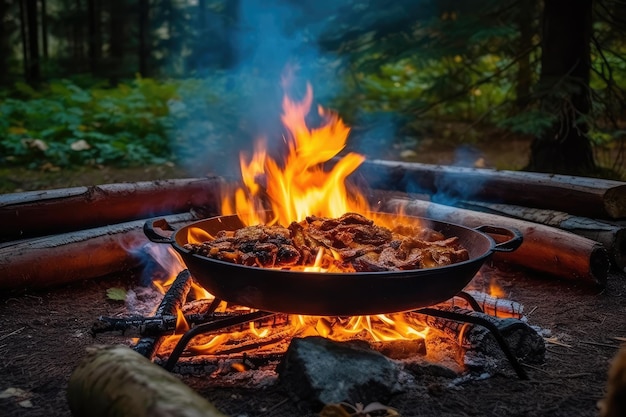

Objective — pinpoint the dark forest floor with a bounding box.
[0,262,624,417]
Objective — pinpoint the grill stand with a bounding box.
[153,291,528,379]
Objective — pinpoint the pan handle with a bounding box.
[474,225,523,253]
[144,218,175,244]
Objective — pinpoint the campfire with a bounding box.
[3,80,624,417]
[84,83,547,412]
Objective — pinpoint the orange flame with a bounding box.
[222,83,369,226]
[147,82,434,353]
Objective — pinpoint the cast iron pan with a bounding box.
[145,213,522,316]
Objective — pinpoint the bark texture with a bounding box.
[67,345,229,417]
[526,0,595,175]
[356,159,626,219]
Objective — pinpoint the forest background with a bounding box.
[1,0,625,193]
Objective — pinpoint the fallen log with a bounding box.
[0,212,200,291]
[67,344,229,417]
[378,195,610,286]
[355,159,626,219]
[458,200,626,272]
[0,177,223,241]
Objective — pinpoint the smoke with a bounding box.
[173,0,347,178]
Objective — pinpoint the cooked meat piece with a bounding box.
[276,244,301,266]
[185,213,470,272]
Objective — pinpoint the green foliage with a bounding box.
[0,77,226,169]
[105,287,127,302]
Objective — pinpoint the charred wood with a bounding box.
[356,159,626,219]
[416,306,544,376]
[457,200,626,271]
[133,269,192,359]
[0,212,199,291]
[0,177,223,241]
[92,311,290,338]
[67,345,228,417]
[379,195,610,286]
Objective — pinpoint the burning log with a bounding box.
[356,159,626,219]
[417,307,545,376]
[457,200,626,272]
[0,177,223,241]
[380,196,610,286]
[0,212,199,291]
[134,269,193,359]
[91,312,251,338]
[67,344,228,417]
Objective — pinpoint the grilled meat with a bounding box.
[183,213,469,271]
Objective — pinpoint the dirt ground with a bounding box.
[0,261,624,417]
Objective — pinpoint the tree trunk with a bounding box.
[108,1,126,83]
[40,0,48,61]
[138,0,150,77]
[515,2,534,108]
[0,1,12,84]
[25,0,40,85]
[19,1,29,82]
[526,0,595,175]
[87,0,101,76]
[73,0,84,65]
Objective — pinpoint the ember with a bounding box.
[183,212,469,272]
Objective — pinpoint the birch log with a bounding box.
[0,213,200,291]
[0,177,223,240]
[379,196,610,286]
[355,159,626,219]
[458,201,626,271]
[67,345,229,417]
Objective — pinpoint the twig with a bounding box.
[261,398,289,416]
[0,327,26,342]
[544,337,572,348]
[580,340,620,349]
[557,372,594,378]
[521,362,550,375]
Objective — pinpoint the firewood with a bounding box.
[378,196,610,286]
[0,212,198,291]
[67,345,229,417]
[417,307,545,375]
[0,177,223,241]
[443,291,524,319]
[457,200,626,271]
[356,159,626,219]
[134,269,193,359]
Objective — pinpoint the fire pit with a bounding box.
[2,78,623,417]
